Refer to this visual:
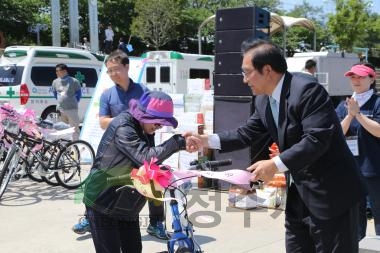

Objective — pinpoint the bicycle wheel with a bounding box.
[0,145,19,199]
[24,155,43,183]
[38,146,60,186]
[175,247,192,253]
[54,140,95,189]
[0,141,9,174]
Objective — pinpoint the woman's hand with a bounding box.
[346,97,360,117]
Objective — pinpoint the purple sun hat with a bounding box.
[129,91,178,128]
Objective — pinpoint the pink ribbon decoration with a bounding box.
[129,159,254,201]
[130,157,173,191]
[171,169,252,190]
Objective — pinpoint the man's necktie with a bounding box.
[269,96,293,185]
[269,96,278,127]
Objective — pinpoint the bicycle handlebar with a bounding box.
[0,106,14,113]
[188,159,232,171]
[106,159,232,186]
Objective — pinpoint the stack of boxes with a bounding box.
[154,79,213,188]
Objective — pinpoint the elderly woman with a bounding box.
[83,91,187,253]
[335,63,380,240]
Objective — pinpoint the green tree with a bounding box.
[131,0,182,50]
[271,0,327,55]
[0,0,45,46]
[363,12,380,57]
[179,0,281,54]
[327,0,370,52]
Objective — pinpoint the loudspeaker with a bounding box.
[213,96,254,190]
[215,29,269,53]
[216,6,270,31]
[214,74,252,96]
[214,52,242,74]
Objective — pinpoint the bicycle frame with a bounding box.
[167,187,197,253]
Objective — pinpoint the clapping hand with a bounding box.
[345,97,360,117]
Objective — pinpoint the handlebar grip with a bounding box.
[106,174,131,185]
[0,106,13,113]
[188,159,232,171]
[207,159,232,168]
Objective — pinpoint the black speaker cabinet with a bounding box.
[213,96,254,189]
[216,6,270,31]
[215,29,269,53]
[214,52,242,74]
[214,74,252,96]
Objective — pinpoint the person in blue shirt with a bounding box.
[336,63,380,240]
[72,50,169,240]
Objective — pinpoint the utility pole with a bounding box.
[51,0,61,46]
[88,0,99,52]
[69,0,80,47]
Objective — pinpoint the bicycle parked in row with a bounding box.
[0,105,95,200]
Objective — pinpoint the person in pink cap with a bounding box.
[83,90,189,253]
[336,63,380,240]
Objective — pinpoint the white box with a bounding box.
[228,186,257,210]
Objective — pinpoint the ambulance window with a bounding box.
[31,66,99,87]
[0,65,24,86]
[160,67,170,83]
[190,69,210,79]
[31,67,56,86]
[69,68,98,88]
[146,67,156,83]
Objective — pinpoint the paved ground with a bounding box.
[0,179,378,253]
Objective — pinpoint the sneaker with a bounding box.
[147,222,169,240]
[72,217,91,235]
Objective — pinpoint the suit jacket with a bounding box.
[218,72,365,220]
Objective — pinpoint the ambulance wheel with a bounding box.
[41,106,60,123]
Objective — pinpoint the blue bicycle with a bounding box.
[164,159,232,253]
[107,159,232,253]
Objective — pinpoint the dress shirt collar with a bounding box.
[270,74,285,103]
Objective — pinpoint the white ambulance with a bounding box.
[0,46,103,121]
[140,51,214,94]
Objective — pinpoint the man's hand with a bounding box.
[247,159,279,183]
[182,132,201,152]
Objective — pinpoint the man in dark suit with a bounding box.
[186,39,365,252]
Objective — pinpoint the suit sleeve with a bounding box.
[278,84,340,173]
[218,110,272,161]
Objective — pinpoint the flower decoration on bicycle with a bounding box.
[130,157,173,200]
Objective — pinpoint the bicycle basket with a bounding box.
[3,119,19,135]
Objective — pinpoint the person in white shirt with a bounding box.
[104,24,114,54]
[304,59,317,76]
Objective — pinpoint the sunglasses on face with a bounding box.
[154,123,162,129]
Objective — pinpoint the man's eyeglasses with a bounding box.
[241,68,255,78]
[106,67,122,75]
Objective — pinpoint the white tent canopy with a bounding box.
[270,12,316,53]
[197,12,316,54]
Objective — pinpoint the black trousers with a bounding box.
[148,200,164,224]
[285,184,359,253]
[86,206,142,253]
[84,200,164,225]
